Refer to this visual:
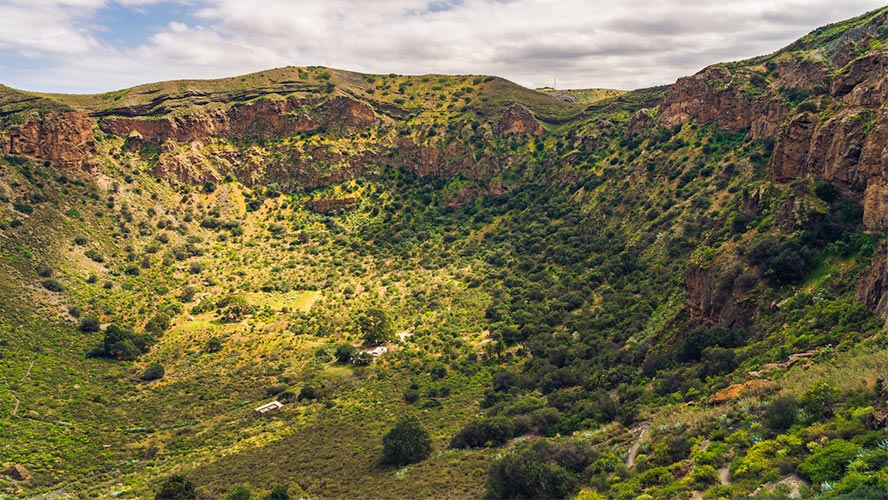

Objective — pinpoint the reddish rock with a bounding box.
[658,66,787,140]
[305,198,357,213]
[2,464,31,481]
[709,379,774,405]
[684,261,755,331]
[100,95,377,144]
[496,104,543,136]
[6,112,96,170]
[628,108,654,133]
[776,58,829,90]
[857,240,888,319]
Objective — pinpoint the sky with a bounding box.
[0,0,885,94]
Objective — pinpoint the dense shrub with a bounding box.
[801,382,841,419]
[78,316,101,332]
[486,443,578,499]
[763,395,798,433]
[205,337,223,353]
[450,417,515,449]
[334,343,357,363]
[99,324,154,361]
[224,486,252,500]
[41,279,64,292]
[222,296,254,322]
[263,485,290,500]
[677,326,744,362]
[144,312,171,335]
[382,415,433,466]
[141,363,165,381]
[798,439,859,483]
[357,307,393,345]
[155,475,196,499]
[747,236,813,285]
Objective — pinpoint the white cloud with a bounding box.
[1,0,886,93]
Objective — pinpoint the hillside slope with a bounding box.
[1,6,888,499]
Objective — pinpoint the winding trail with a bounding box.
[626,421,651,468]
[11,359,35,418]
[718,467,731,485]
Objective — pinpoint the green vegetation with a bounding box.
[1,6,888,499]
[381,415,433,466]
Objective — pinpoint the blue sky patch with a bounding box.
[93,1,204,48]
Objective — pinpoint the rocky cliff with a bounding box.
[4,112,97,171]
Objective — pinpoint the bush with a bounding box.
[101,324,154,361]
[155,475,196,499]
[144,312,171,335]
[404,387,420,404]
[798,439,860,483]
[486,445,577,499]
[263,485,290,500]
[206,337,223,353]
[85,249,105,263]
[224,486,252,500]
[78,316,101,332]
[41,279,64,292]
[334,343,357,363]
[801,382,841,419]
[747,236,813,285]
[677,327,743,362]
[222,296,254,322]
[763,395,798,433]
[141,363,165,381]
[450,417,515,449]
[357,307,394,345]
[382,415,433,466]
[691,465,718,489]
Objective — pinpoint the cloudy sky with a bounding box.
[0,0,885,94]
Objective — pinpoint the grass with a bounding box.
[1,9,888,498]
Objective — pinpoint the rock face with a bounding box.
[305,198,357,213]
[2,464,31,481]
[496,104,543,136]
[5,112,96,170]
[684,263,756,331]
[768,52,888,228]
[658,66,787,140]
[857,240,888,319]
[99,95,378,143]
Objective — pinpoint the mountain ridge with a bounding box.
[2,6,888,499]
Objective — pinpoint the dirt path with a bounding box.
[718,467,731,485]
[11,359,35,418]
[626,421,651,468]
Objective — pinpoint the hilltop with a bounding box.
[1,5,888,499]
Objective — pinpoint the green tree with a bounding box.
[798,439,860,483]
[334,342,357,363]
[382,415,433,466]
[357,307,393,345]
[78,315,101,332]
[223,295,254,322]
[141,362,165,381]
[102,324,153,361]
[263,485,290,500]
[224,486,251,500]
[763,395,798,433]
[486,447,577,499]
[145,312,171,335]
[155,475,196,500]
